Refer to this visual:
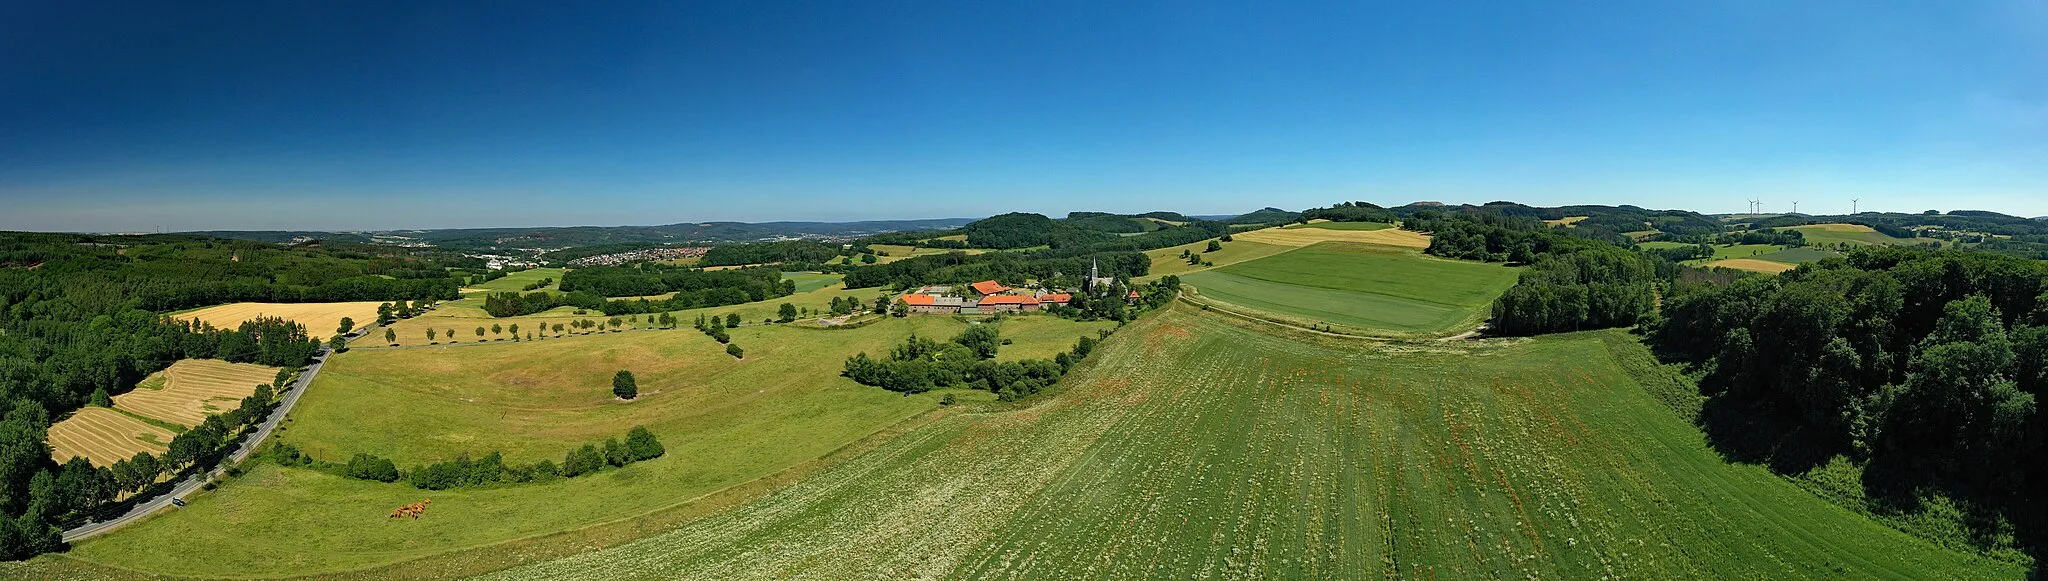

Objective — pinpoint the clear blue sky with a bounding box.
[3,1,2043,231]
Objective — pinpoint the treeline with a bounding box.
[840,251,1149,291]
[295,426,665,490]
[843,325,1109,401]
[836,220,1227,291]
[699,241,842,267]
[1400,211,1659,336]
[561,264,788,298]
[960,213,1120,249]
[1653,246,2044,535]
[483,266,794,317]
[1299,201,1397,224]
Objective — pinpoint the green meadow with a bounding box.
[52,314,1112,577]
[476,307,2018,579]
[1182,241,1519,335]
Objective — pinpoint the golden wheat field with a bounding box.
[1234,225,1430,248]
[114,359,281,427]
[179,301,383,337]
[47,407,173,466]
[1706,258,1798,273]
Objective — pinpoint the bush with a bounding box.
[625,426,665,461]
[726,343,745,358]
[345,453,400,483]
[613,370,638,400]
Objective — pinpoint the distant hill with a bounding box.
[198,218,977,252]
[1224,207,1302,225]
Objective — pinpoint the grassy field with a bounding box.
[112,359,280,427]
[465,267,567,293]
[1788,223,1917,247]
[1281,220,1394,231]
[1544,215,1590,227]
[1755,246,1841,263]
[179,301,383,338]
[781,272,842,293]
[56,315,1113,577]
[300,314,1109,466]
[48,407,173,466]
[1141,238,1292,280]
[1182,242,1519,335]
[467,307,2019,579]
[1235,224,1429,248]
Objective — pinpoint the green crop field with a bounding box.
[465,267,566,293]
[1283,220,1394,231]
[1182,242,1519,335]
[470,307,2017,579]
[1755,246,1840,263]
[53,315,1112,577]
[782,271,843,293]
[1787,224,1917,247]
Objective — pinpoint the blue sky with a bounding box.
[2,1,2043,231]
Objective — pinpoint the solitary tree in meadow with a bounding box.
[337,317,355,335]
[725,313,740,328]
[613,370,638,400]
[1206,239,1223,252]
[778,303,798,323]
[445,329,455,342]
[491,323,503,337]
[475,326,485,340]
[385,328,396,345]
[426,328,437,343]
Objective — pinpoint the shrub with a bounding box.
[625,426,665,461]
[613,370,638,400]
[727,343,745,358]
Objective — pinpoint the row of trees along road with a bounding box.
[0,233,459,560]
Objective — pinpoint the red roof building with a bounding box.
[1039,293,1072,304]
[970,280,1011,295]
[977,294,1041,313]
[899,294,936,306]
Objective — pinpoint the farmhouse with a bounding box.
[970,280,1011,295]
[979,295,1040,313]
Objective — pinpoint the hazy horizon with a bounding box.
[5,1,2044,231]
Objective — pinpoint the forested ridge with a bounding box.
[0,233,462,558]
[1652,246,2044,560]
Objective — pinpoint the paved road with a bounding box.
[61,324,367,542]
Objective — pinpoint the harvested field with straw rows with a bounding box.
[113,359,280,427]
[47,407,173,466]
[179,301,383,337]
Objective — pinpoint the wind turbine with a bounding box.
[1852,199,1859,214]
[1792,201,1799,214]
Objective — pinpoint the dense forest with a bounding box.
[698,241,844,267]
[1653,246,2044,555]
[1299,201,1398,224]
[839,219,1229,290]
[0,233,460,559]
